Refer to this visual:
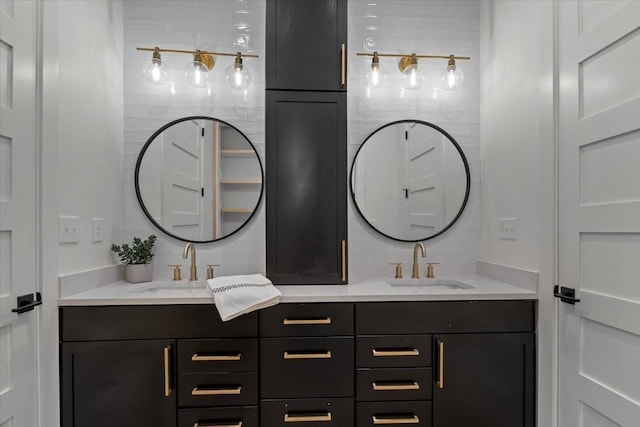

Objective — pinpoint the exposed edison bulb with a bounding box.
[185,51,212,88]
[400,54,425,90]
[226,53,252,90]
[441,55,464,90]
[364,52,386,89]
[142,48,169,85]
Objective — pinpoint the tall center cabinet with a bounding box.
[266,0,348,284]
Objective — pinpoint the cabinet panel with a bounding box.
[356,335,431,368]
[432,333,535,427]
[266,91,347,284]
[357,401,432,427]
[356,301,535,335]
[178,372,258,407]
[266,0,347,91]
[178,406,258,427]
[356,368,432,402]
[260,303,353,337]
[260,336,354,398]
[261,398,354,427]
[61,340,176,427]
[177,338,258,372]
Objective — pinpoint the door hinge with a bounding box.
[201,128,205,137]
[405,131,408,140]
[554,286,581,305]
[201,187,204,197]
[12,292,43,314]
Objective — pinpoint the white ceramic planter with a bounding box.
[124,263,153,283]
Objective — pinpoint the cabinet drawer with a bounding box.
[357,401,432,427]
[356,335,431,368]
[178,339,258,373]
[178,372,258,407]
[261,398,354,427]
[260,303,353,337]
[179,406,258,427]
[356,301,535,335]
[357,368,432,402]
[261,337,354,398]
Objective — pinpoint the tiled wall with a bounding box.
[123,0,480,280]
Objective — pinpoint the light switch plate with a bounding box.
[499,218,518,240]
[58,215,80,244]
[92,218,104,243]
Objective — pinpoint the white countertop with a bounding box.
[57,275,536,306]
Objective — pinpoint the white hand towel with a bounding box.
[207,274,281,321]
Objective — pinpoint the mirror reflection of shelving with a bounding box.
[216,123,262,236]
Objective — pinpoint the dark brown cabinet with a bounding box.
[266,0,347,91]
[266,91,347,284]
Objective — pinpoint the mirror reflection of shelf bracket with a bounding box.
[220,179,262,185]
[220,208,254,213]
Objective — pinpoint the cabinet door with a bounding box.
[266,0,347,91]
[266,91,347,284]
[433,333,535,427]
[61,340,176,427]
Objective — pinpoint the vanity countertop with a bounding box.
[57,274,536,306]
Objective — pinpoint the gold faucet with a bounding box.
[182,242,197,281]
[412,242,426,278]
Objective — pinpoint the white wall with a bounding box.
[479,0,541,271]
[57,0,124,275]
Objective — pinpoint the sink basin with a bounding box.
[386,278,473,289]
[129,281,207,293]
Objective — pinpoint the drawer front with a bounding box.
[178,372,258,407]
[260,303,353,337]
[356,301,535,335]
[261,398,354,427]
[356,368,432,402]
[261,337,354,398]
[356,335,431,368]
[179,406,258,427]
[178,338,258,373]
[357,401,432,427]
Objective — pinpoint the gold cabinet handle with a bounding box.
[284,412,332,423]
[372,415,420,425]
[283,317,331,325]
[283,351,332,360]
[194,422,243,427]
[341,239,347,281]
[191,386,242,396]
[372,381,420,391]
[372,349,420,357]
[437,340,445,389]
[340,43,346,86]
[163,345,172,397]
[191,353,242,361]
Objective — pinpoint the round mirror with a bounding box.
[350,120,470,242]
[135,116,263,243]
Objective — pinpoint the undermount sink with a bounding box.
[129,281,206,293]
[386,278,474,289]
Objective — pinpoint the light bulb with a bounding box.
[364,52,386,89]
[226,53,252,90]
[185,51,212,88]
[142,48,169,85]
[402,64,424,90]
[441,55,464,90]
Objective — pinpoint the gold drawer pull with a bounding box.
[437,340,445,389]
[163,345,172,397]
[284,412,332,423]
[191,386,242,396]
[372,349,420,357]
[283,351,332,360]
[373,415,420,425]
[194,422,243,427]
[372,381,420,391]
[283,317,331,325]
[192,353,242,361]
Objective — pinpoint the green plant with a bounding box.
[111,235,157,265]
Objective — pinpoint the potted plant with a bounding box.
[111,235,157,283]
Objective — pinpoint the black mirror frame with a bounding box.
[349,119,470,243]
[134,116,264,243]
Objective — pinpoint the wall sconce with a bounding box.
[357,51,470,90]
[137,47,259,89]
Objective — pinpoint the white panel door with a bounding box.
[0,1,39,426]
[558,1,640,426]
[161,119,204,241]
